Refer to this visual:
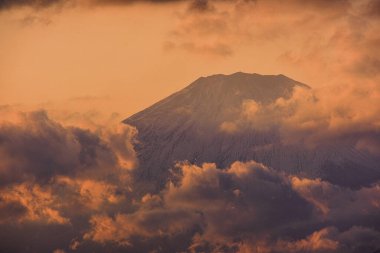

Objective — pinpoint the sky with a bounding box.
[1,1,380,253]
[1,0,379,118]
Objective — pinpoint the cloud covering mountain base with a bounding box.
[0,104,380,253]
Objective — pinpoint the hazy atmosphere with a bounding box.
[1,0,380,252]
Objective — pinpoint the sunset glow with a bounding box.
[1,1,380,252]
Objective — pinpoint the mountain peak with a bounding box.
[183,72,309,95]
[122,73,312,190]
[124,72,309,125]
[197,72,308,84]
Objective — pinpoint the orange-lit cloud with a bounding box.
[0,106,379,252]
[80,161,380,252]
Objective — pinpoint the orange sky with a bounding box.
[0,0,379,118]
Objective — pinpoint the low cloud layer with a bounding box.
[0,109,139,252]
[0,108,379,252]
[229,83,380,145]
[73,161,380,252]
[214,80,380,189]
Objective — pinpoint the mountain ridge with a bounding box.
[123,72,379,191]
[124,72,309,124]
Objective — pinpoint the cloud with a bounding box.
[0,109,139,252]
[0,0,353,11]
[0,107,379,253]
[80,160,380,252]
[273,227,340,253]
[188,0,214,12]
[0,110,136,187]
[219,121,238,133]
[162,0,380,69]
[291,176,380,227]
[165,1,254,57]
[258,226,380,253]
[209,77,379,164]
[367,0,380,17]
[3,0,378,62]
[0,0,233,11]
[83,161,313,250]
[212,82,380,189]
[0,183,69,224]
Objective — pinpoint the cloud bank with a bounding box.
[0,0,249,11]
[0,108,379,252]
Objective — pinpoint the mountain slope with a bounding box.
[123,72,379,191]
[125,72,309,128]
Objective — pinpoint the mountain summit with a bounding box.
[124,72,309,129]
[123,72,378,191]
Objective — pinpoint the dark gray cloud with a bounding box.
[0,0,214,10]
[0,109,380,252]
[367,0,380,17]
[0,110,138,252]
[81,161,380,253]
[3,88,377,252]
[0,0,68,10]
[0,0,354,11]
[188,0,214,12]
[0,110,124,186]
[284,0,350,9]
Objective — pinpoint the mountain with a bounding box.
[123,72,379,191]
